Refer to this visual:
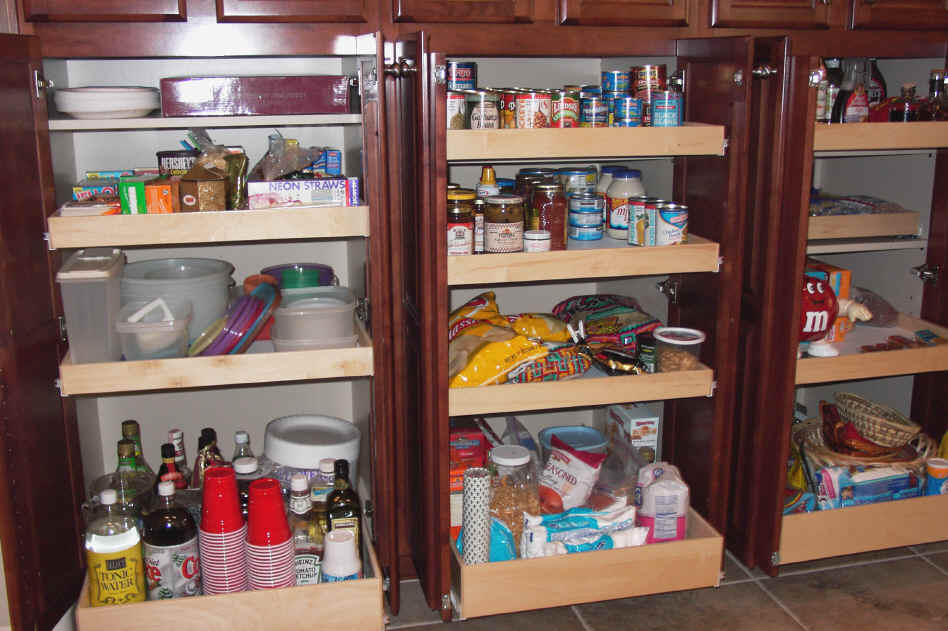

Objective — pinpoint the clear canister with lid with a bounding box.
[530,180,568,251]
[484,194,525,253]
[465,90,500,129]
[488,445,540,557]
[447,188,476,256]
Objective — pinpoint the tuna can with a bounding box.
[568,207,604,227]
[568,223,604,241]
[569,191,604,215]
[631,64,667,98]
[580,96,608,127]
[500,89,520,128]
[447,62,477,91]
[651,91,681,127]
[550,89,580,128]
[613,118,642,127]
[657,203,688,245]
[516,91,552,128]
[447,91,467,129]
[465,90,500,129]
[604,91,625,126]
[557,168,597,197]
[612,96,643,124]
[601,70,630,93]
[628,197,662,246]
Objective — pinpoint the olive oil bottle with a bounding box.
[326,459,362,556]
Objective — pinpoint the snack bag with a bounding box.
[506,313,571,343]
[551,294,660,353]
[505,346,592,383]
[539,436,607,514]
[521,506,647,558]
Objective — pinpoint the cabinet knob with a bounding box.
[752,65,778,79]
[912,264,941,285]
[383,58,417,78]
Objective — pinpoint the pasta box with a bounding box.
[160,75,354,116]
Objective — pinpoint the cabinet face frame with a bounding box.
[23,0,187,22]
[216,0,369,23]
[850,0,948,30]
[558,0,688,27]
[392,0,533,23]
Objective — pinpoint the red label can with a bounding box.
[516,91,552,128]
[551,90,579,128]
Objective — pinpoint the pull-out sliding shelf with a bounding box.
[812,121,948,152]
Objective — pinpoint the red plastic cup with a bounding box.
[247,478,291,546]
[201,467,243,534]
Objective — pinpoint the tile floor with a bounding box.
[386,543,948,630]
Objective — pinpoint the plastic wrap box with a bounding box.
[160,75,353,116]
[247,178,360,209]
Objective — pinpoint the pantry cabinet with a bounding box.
[391,0,533,23]
[849,0,948,30]
[216,0,369,23]
[557,0,688,27]
[710,0,834,29]
[23,0,187,22]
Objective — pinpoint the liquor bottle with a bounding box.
[168,429,191,484]
[156,443,187,490]
[190,432,226,489]
[918,69,946,121]
[866,58,887,107]
[327,459,362,556]
[823,58,843,124]
[889,84,919,122]
[115,439,155,502]
[288,474,322,585]
[85,489,146,607]
[201,427,224,460]
[233,430,254,461]
[831,59,869,124]
[142,481,200,600]
[815,58,830,123]
[122,420,155,475]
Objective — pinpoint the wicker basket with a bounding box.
[793,420,934,472]
[833,392,922,448]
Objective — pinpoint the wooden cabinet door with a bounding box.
[385,34,452,617]
[216,0,367,22]
[0,34,86,631]
[392,0,532,23]
[559,0,687,26]
[711,0,832,28]
[24,0,186,22]
[850,0,948,29]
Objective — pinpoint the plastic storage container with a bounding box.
[538,425,608,464]
[653,327,706,372]
[262,414,361,488]
[272,287,356,342]
[115,297,192,360]
[56,248,125,364]
[271,334,359,352]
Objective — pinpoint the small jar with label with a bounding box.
[447,188,476,256]
[531,181,567,251]
[484,194,524,253]
[523,230,551,252]
[465,90,501,129]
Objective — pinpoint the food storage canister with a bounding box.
[262,414,361,489]
[272,286,356,341]
[653,327,706,372]
[538,425,607,464]
[115,297,192,360]
[56,248,125,363]
[488,445,539,557]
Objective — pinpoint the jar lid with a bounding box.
[518,168,555,176]
[556,168,587,175]
[490,445,531,466]
[534,181,562,192]
[448,188,477,201]
[291,473,309,492]
[617,169,642,179]
[524,230,551,240]
[234,456,259,474]
[601,165,625,175]
[485,194,524,204]
[653,326,706,345]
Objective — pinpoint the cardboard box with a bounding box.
[247,178,360,210]
[119,176,150,214]
[597,403,661,463]
[84,169,134,179]
[72,178,119,202]
[806,258,853,342]
[302,149,342,177]
[157,149,200,176]
[145,178,180,214]
[160,75,353,116]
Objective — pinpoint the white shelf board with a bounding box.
[48,113,362,131]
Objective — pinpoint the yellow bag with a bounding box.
[787,440,807,491]
[939,430,948,459]
[506,313,571,343]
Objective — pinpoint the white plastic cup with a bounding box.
[321,530,361,582]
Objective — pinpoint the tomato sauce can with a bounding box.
[516,91,552,128]
[656,203,688,245]
[580,96,608,127]
[601,70,629,93]
[447,91,467,129]
[651,91,681,127]
[447,62,477,91]
[631,64,667,98]
[500,89,520,128]
[550,90,579,128]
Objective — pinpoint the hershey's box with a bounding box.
[247,178,360,209]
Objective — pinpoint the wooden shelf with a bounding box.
[779,495,948,566]
[806,237,927,255]
[47,205,370,249]
[813,122,948,152]
[448,235,720,286]
[76,538,383,631]
[807,211,920,241]
[446,123,726,161]
[795,315,948,385]
[59,327,373,396]
[450,507,722,619]
[449,365,714,416]
[48,113,362,131]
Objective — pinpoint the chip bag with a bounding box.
[552,294,660,353]
[505,313,571,343]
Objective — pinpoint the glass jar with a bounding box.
[531,181,568,251]
[484,194,524,253]
[447,188,476,256]
[488,445,540,556]
[465,90,501,129]
[473,198,486,254]
[606,169,646,241]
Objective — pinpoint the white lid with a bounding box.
[264,414,361,470]
[169,428,183,440]
[234,456,259,474]
[291,473,309,492]
[57,248,124,282]
[235,430,249,444]
[275,287,356,316]
[524,230,551,240]
[490,445,531,467]
[653,327,706,345]
[319,458,336,474]
[157,481,175,496]
[100,489,117,505]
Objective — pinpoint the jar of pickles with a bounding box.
[447,188,476,256]
[484,194,525,253]
[531,180,567,251]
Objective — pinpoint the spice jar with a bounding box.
[531,180,568,250]
[447,188,476,256]
[488,445,540,556]
[484,194,524,253]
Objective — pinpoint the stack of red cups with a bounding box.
[199,467,248,594]
[246,478,296,590]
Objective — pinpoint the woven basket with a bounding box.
[833,392,922,448]
[793,420,934,472]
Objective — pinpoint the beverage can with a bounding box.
[447,91,467,129]
[447,62,477,91]
[579,96,608,127]
[601,70,630,93]
[516,91,552,128]
[656,203,688,245]
[143,537,201,600]
[568,224,603,240]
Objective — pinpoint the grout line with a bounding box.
[719,576,759,586]
[753,579,812,631]
[725,549,758,580]
[386,620,445,630]
[571,605,595,631]
[776,553,917,577]
[918,554,948,578]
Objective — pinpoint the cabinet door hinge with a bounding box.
[770,551,780,566]
[656,278,680,305]
[912,263,940,285]
[54,378,64,397]
[57,315,67,343]
[356,297,370,326]
[722,137,729,156]
[32,70,53,99]
[707,380,718,397]
[359,59,378,103]
[441,593,451,610]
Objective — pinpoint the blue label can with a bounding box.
[580,97,608,127]
[601,70,629,93]
[651,91,681,127]
[446,61,477,91]
[568,223,603,240]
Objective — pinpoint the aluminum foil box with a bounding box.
[160,75,352,116]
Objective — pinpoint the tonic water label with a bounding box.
[87,538,146,606]
[143,537,201,600]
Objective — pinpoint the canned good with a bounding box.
[447,61,477,91]
[447,91,467,129]
[601,70,629,93]
[656,203,688,245]
[631,64,667,98]
[516,91,552,128]
[523,230,552,252]
[568,223,603,241]
[557,168,597,197]
[603,91,624,126]
[612,96,643,124]
[579,84,601,96]
[500,90,520,128]
[628,197,662,246]
[569,191,604,214]
[465,90,500,129]
[550,90,579,128]
[580,96,608,127]
[569,208,603,227]
[636,333,657,373]
[651,91,681,128]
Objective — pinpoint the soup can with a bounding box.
[612,96,643,124]
[580,96,608,127]
[568,223,603,241]
[656,202,688,245]
[551,89,580,128]
[651,91,681,127]
[500,89,520,128]
[447,91,467,129]
[447,61,477,91]
[631,64,667,98]
[465,90,500,129]
[516,91,552,128]
[601,70,630,93]
[579,84,601,96]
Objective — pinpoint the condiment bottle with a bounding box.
[168,429,191,484]
[476,166,500,199]
[327,459,362,556]
[288,473,322,585]
[232,430,254,461]
[447,188,476,256]
[484,194,525,253]
[85,489,146,607]
[606,170,646,241]
[142,481,200,600]
[531,180,568,251]
[831,59,869,124]
[866,58,887,107]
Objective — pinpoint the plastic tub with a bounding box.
[116,297,192,360]
[263,414,361,485]
[271,334,359,352]
[538,425,607,463]
[653,327,706,372]
[272,287,356,341]
[260,263,336,289]
[56,248,125,363]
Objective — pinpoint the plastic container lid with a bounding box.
[234,456,259,475]
[524,230,551,241]
[538,426,607,455]
[264,414,361,470]
[100,489,117,505]
[319,458,336,475]
[122,258,233,283]
[616,169,642,179]
[274,290,355,317]
[57,248,124,282]
[290,473,309,492]
[490,445,531,467]
[157,481,175,496]
[653,327,706,345]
